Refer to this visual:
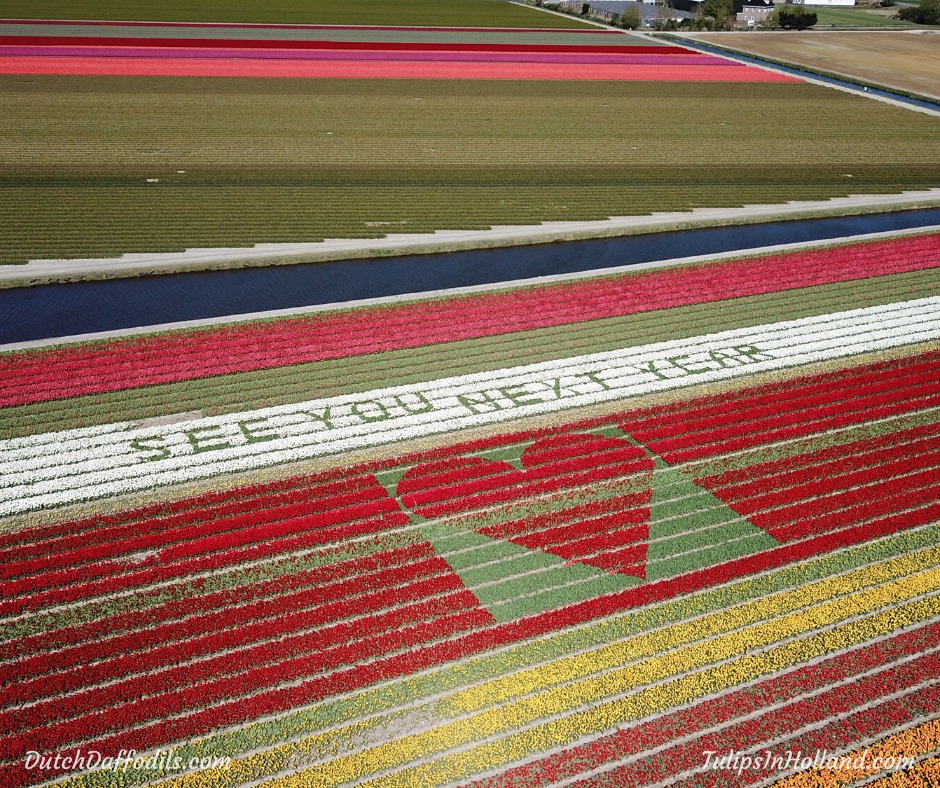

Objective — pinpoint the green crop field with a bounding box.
[0,0,592,28]
[779,4,914,25]
[2,76,940,264]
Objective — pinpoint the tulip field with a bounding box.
[3,1,940,784]
[3,16,940,265]
[2,228,940,786]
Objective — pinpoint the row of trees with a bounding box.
[899,0,940,23]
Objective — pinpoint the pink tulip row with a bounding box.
[0,53,799,81]
[2,233,937,408]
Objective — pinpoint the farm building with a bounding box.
[737,0,776,23]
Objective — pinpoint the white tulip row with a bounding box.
[2,295,939,518]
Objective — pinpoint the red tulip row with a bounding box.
[0,541,432,662]
[408,463,652,521]
[403,457,652,511]
[689,689,940,788]
[496,499,650,551]
[0,473,374,576]
[477,493,649,542]
[0,492,405,603]
[2,233,937,407]
[590,671,940,787]
[0,552,454,700]
[1,603,493,763]
[0,506,411,618]
[2,571,470,728]
[0,470,342,552]
[701,421,940,499]
[0,478,394,583]
[628,367,940,464]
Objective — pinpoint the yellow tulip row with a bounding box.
[58,532,940,788]
[264,569,940,787]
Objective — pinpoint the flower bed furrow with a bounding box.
[2,233,936,408]
[9,543,937,774]
[2,577,472,730]
[465,620,940,787]
[525,656,940,788]
[0,605,494,766]
[0,540,429,663]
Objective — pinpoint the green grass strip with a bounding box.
[55,523,940,788]
[3,268,937,440]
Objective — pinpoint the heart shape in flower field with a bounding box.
[396,433,655,578]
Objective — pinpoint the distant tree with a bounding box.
[620,4,644,28]
[702,0,734,22]
[898,0,940,22]
[778,7,817,27]
[581,2,591,14]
